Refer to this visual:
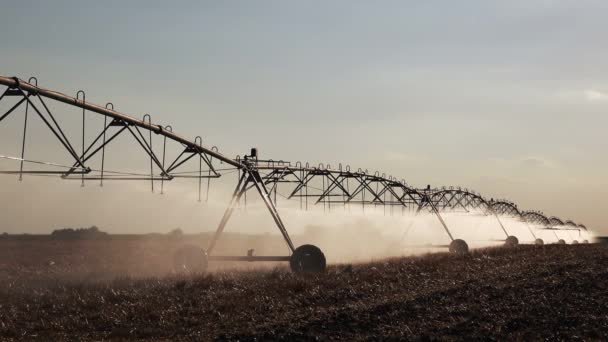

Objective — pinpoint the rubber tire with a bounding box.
[504,235,519,247]
[449,239,469,255]
[173,245,208,273]
[583,240,589,244]
[290,244,326,273]
[534,238,544,246]
[572,240,579,245]
[557,239,566,245]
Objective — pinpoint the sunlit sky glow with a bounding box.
[1,1,607,234]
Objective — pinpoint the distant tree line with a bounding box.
[168,228,183,238]
[1,227,192,240]
[51,226,109,240]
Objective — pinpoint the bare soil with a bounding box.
[0,239,606,341]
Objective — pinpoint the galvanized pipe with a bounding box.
[0,76,242,168]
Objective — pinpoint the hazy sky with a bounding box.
[0,1,607,235]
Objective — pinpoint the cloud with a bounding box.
[554,89,608,103]
[583,89,608,102]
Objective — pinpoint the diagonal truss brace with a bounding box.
[206,168,295,256]
[0,87,89,173]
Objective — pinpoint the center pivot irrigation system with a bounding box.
[0,76,592,273]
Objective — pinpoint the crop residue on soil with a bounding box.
[1,244,607,341]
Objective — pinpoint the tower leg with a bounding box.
[206,171,248,255]
[206,169,296,256]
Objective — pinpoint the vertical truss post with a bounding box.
[160,126,172,194]
[207,146,217,202]
[198,154,202,201]
[77,90,86,187]
[142,114,154,192]
[16,77,38,180]
[322,171,326,213]
[101,103,113,187]
[18,87,31,181]
[304,169,308,211]
[299,166,303,210]
[195,136,203,202]
[274,180,278,206]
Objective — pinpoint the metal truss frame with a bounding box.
[0,76,590,262]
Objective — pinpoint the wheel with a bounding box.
[290,244,326,273]
[504,236,519,247]
[571,240,579,245]
[534,238,544,246]
[449,239,468,255]
[173,245,208,273]
[583,240,589,244]
[557,239,566,245]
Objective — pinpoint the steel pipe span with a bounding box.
[0,75,592,272]
[0,76,241,168]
